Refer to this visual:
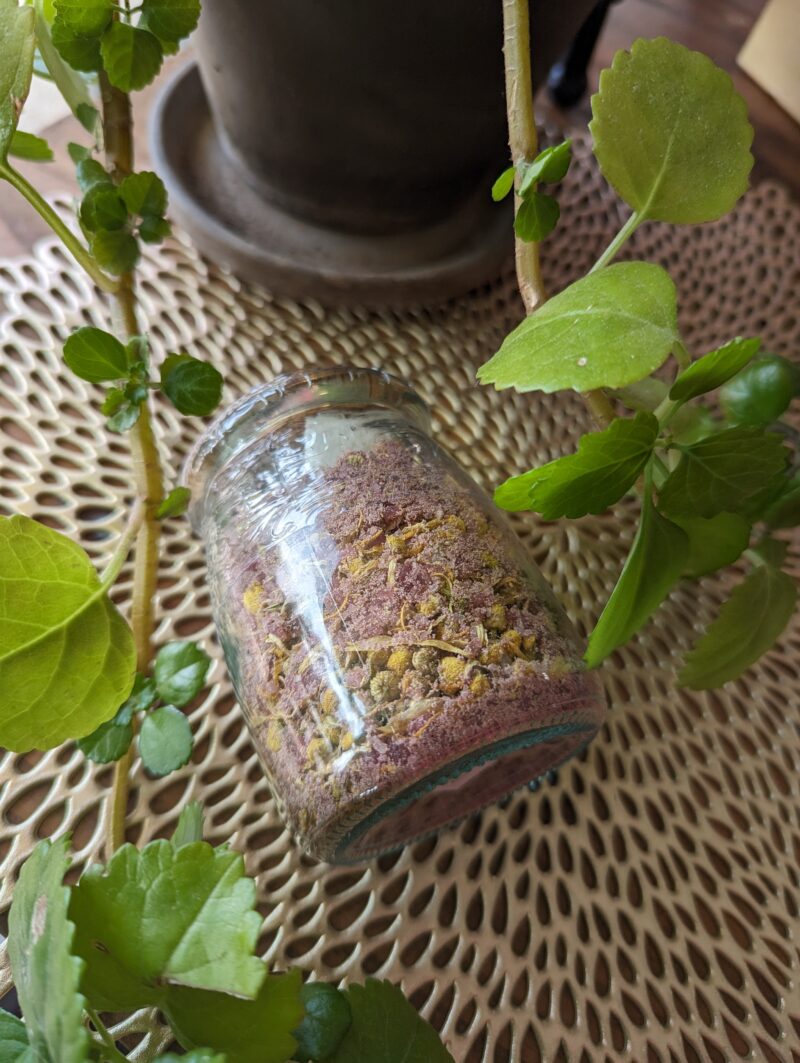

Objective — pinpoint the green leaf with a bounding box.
[0,1011,30,1063]
[75,156,111,192]
[75,101,97,132]
[720,354,800,426]
[615,378,668,412]
[79,185,128,233]
[106,401,141,433]
[669,337,761,402]
[518,140,571,194]
[34,0,98,130]
[9,130,53,161]
[8,838,89,1063]
[669,404,719,445]
[478,262,679,394]
[172,801,205,848]
[64,326,128,382]
[0,515,136,751]
[0,0,35,160]
[491,165,514,202]
[495,412,658,516]
[585,491,688,667]
[157,486,192,519]
[68,141,90,163]
[166,971,304,1063]
[160,353,224,416]
[69,839,266,1010]
[764,475,800,529]
[155,1054,225,1063]
[154,640,212,706]
[139,705,193,777]
[513,191,559,242]
[51,18,102,72]
[140,0,200,42]
[752,537,788,568]
[680,564,797,689]
[121,672,158,714]
[54,0,111,36]
[590,37,753,223]
[672,512,751,578]
[139,214,171,243]
[293,983,352,1063]
[120,169,167,216]
[90,228,139,274]
[329,979,455,1063]
[100,22,163,92]
[658,427,788,518]
[76,703,133,764]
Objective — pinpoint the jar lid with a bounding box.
[182,365,431,528]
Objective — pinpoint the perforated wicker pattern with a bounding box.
[1,131,800,1062]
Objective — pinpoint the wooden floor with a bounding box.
[0,0,796,262]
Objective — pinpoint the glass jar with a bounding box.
[185,367,605,863]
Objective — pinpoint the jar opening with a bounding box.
[182,365,430,528]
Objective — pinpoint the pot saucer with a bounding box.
[149,63,513,307]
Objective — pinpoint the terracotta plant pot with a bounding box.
[151,0,596,305]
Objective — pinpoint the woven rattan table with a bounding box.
[1,132,799,1062]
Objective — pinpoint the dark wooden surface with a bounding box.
[0,0,796,262]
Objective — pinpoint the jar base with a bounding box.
[331,720,595,864]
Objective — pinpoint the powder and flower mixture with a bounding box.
[221,437,603,858]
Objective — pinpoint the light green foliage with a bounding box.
[0,0,35,161]
[720,354,800,426]
[64,326,128,382]
[9,130,52,161]
[495,412,658,517]
[7,838,88,1063]
[478,262,678,393]
[0,1011,29,1062]
[139,705,193,776]
[154,640,212,706]
[155,1054,225,1063]
[50,20,102,72]
[69,840,265,1010]
[172,801,205,848]
[141,0,201,43]
[519,140,572,192]
[0,515,135,751]
[680,563,797,688]
[672,513,751,579]
[329,979,456,1063]
[161,353,224,416]
[293,983,352,1063]
[54,0,111,36]
[491,166,514,202]
[658,427,788,518]
[669,337,761,402]
[585,492,688,667]
[590,38,753,223]
[166,972,304,1063]
[157,486,192,519]
[100,22,163,92]
[514,192,559,243]
[33,0,98,131]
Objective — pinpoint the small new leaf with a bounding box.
[658,427,788,519]
[0,1011,29,1062]
[669,337,761,403]
[478,262,678,394]
[79,185,128,233]
[106,401,141,433]
[680,564,797,689]
[0,515,136,751]
[120,170,167,217]
[51,19,102,73]
[518,140,572,195]
[64,326,128,382]
[293,984,352,1063]
[491,166,514,202]
[75,157,111,193]
[172,801,205,848]
[160,353,224,416]
[590,38,753,223]
[139,214,171,243]
[8,838,89,1063]
[672,513,751,579]
[720,354,800,426]
[495,412,658,516]
[76,703,133,764]
[154,640,212,706]
[121,673,158,715]
[9,130,53,162]
[69,839,266,1009]
[100,22,163,92]
[139,705,193,777]
[329,979,456,1063]
[54,0,112,37]
[157,486,192,519]
[91,229,140,274]
[585,492,688,667]
[514,191,559,243]
[140,0,200,42]
[0,0,35,160]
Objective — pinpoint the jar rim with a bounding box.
[182,365,431,528]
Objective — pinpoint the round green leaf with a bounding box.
[140,0,200,42]
[478,261,679,394]
[514,191,559,243]
[293,983,352,1063]
[0,515,136,751]
[139,705,193,776]
[720,354,800,426]
[75,156,111,193]
[672,512,751,578]
[139,214,171,244]
[91,228,140,274]
[79,185,128,233]
[669,337,761,403]
[64,325,128,382]
[154,639,212,705]
[54,0,111,37]
[100,22,163,91]
[157,486,192,519]
[491,166,514,202]
[590,38,753,224]
[160,353,224,416]
[76,712,133,764]
[51,17,102,72]
[119,170,167,217]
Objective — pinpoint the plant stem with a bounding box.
[590,209,642,273]
[101,498,144,589]
[87,1009,129,1063]
[501,0,614,429]
[0,161,119,293]
[99,69,165,858]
